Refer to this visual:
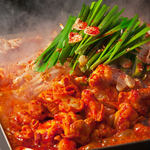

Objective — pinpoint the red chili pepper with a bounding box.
[84,26,100,36]
[69,32,82,44]
[72,18,87,30]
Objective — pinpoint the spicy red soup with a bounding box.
[0,55,150,150]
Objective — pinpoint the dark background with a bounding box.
[0,0,150,35]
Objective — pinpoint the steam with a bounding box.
[0,0,149,35]
[104,0,150,22]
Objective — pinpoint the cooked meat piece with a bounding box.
[134,123,150,137]
[91,86,118,108]
[10,104,34,128]
[54,112,81,137]
[39,75,83,114]
[92,123,116,140]
[51,75,81,98]
[89,64,113,88]
[55,112,95,144]
[64,119,95,145]
[34,120,63,146]
[58,138,77,150]
[27,100,49,121]
[14,125,34,142]
[58,97,84,112]
[9,100,48,136]
[38,88,60,116]
[89,64,136,91]
[118,87,150,115]
[114,103,138,130]
[81,89,104,122]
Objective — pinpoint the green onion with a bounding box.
[132,56,144,77]
[87,0,103,25]
[35,0,150,74]
[104,15,138,64]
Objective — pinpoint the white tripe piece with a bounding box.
[124,75,135,88]
[116,74,135,91]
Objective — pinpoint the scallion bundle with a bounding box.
[35,0,150,74]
